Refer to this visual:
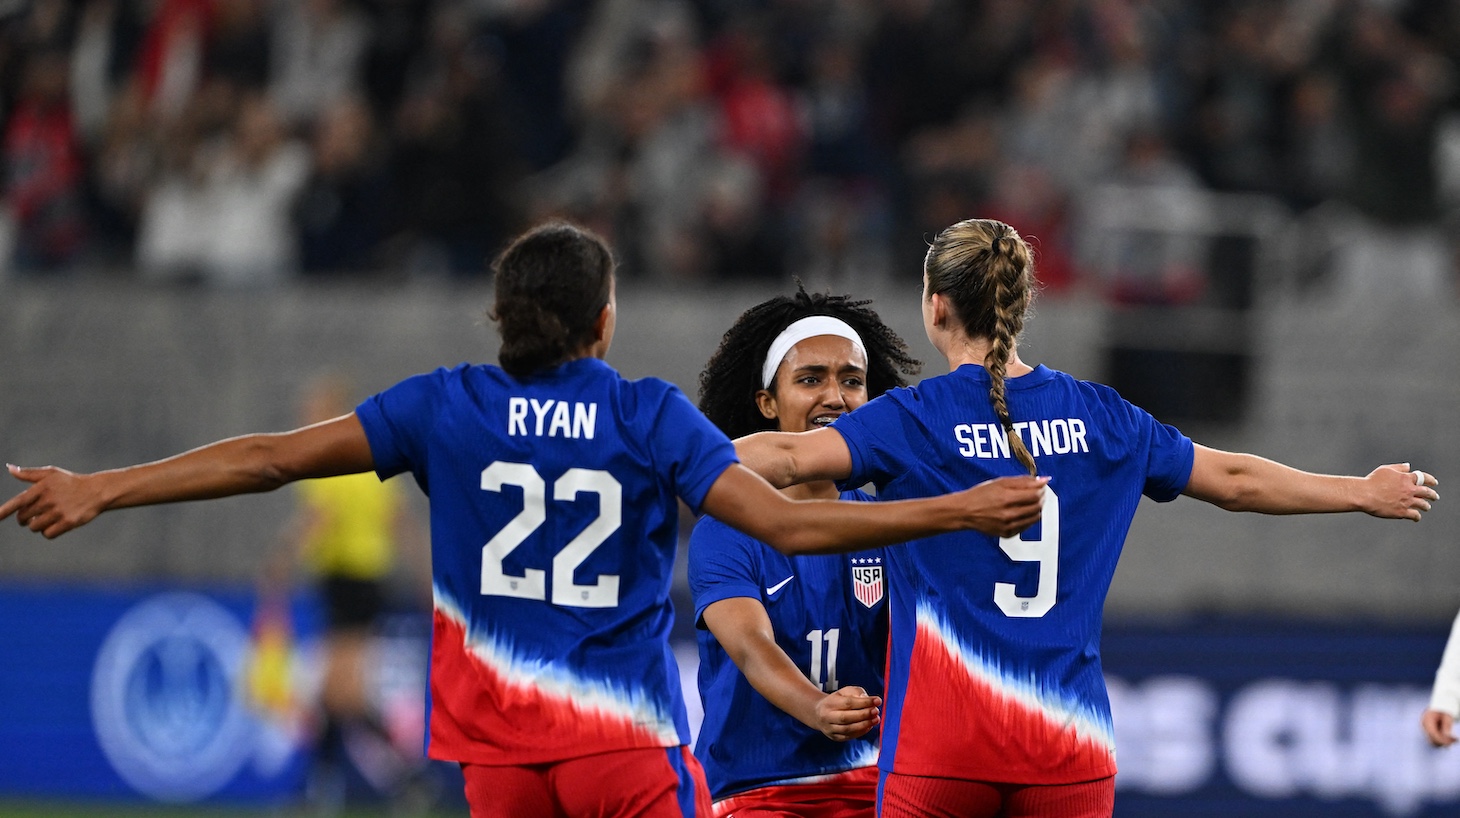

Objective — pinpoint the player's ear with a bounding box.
[755,388,779,421]
[929,292,951,329]
[592,302,613,342]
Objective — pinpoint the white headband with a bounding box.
[761,315,868,388]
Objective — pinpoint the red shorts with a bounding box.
[461,746,711,818]
[712,766,878,817]
[877,771,1115,818]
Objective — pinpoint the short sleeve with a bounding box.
[1138,413,1195,502]
[688,517,763,628]
[648,385,738,513]
[355,368,451,481]
[831,389,920,488]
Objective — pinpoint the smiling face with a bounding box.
[756,335,869,432]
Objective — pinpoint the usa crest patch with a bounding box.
[851,557,884,608]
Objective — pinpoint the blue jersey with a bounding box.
[831,364,1193,785]
[355,358,737,766]
[689,491,887,800]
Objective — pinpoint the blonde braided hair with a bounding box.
[924,219,1038,475]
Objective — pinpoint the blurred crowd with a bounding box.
[2,0,1459,296]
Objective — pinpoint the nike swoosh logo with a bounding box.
[766,576,794,595]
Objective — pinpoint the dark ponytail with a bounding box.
[490,222,615,378]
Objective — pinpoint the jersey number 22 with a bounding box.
[478,461,622,608]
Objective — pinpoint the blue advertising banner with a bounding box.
[0,582,320,805]
[1104,620,1460,817]
[3,582,1458,818]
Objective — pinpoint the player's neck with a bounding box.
[945,339,1033,377]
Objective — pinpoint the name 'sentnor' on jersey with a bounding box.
[507,397,598,440]
[954,417,1089,460]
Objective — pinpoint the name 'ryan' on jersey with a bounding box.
[356,358,737,766]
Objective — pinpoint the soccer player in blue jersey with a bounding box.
[735,218,1441,818]
[2,221,1052,818]
[691,287,921,817]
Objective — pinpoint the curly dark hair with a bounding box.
[489,221,615,379]
[698,283,921,439]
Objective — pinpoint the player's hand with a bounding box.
[1364,463,1438,521]
[814,685,882,742]
[1,464,109,538]
[958,475,1049,538]
[1422,708,1456,747]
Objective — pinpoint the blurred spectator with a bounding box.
[208,0,272,96]
[201,93,310,284]
[1180,4,1284,195]
[1085,127,1207,306]
[980,162,1076,294]
[788,30,891,287]
[1335,6,1448,228]
[88,79,158,264]
[1327,4,1453,303]
[705,18,803,203]
[132,86,216,281]
[385,5,524,277]
[135,0,212,121]
[1067,2,1165,185]
[3,49,87,273]
[1002,54,1088,193]
[899,108,1000,272]
[0,0,1456,297]
[800,31,881,182]
[960,0,1038,107]
[70,0,122,142]
[359,0,432,119]
[864,0,972,147]
[1276,69,1354,212]
[136,93,309,285]
[791,175,890,288]
[269,0,371,127]
[534,1,715,281]
[695,152,785,280]
[296,93,390,274]
[476,0,584,172]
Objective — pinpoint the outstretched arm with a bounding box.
[702,597,881,741]
[735,427,854,489]
[2,414,375,539]
[700,463,1046,556]
[1182,445,1439,519]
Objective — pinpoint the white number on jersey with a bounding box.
[994,487,1060,618]
[806,628,841,692]
[479,461,623,608]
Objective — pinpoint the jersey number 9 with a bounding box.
[995,487,1060,618]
